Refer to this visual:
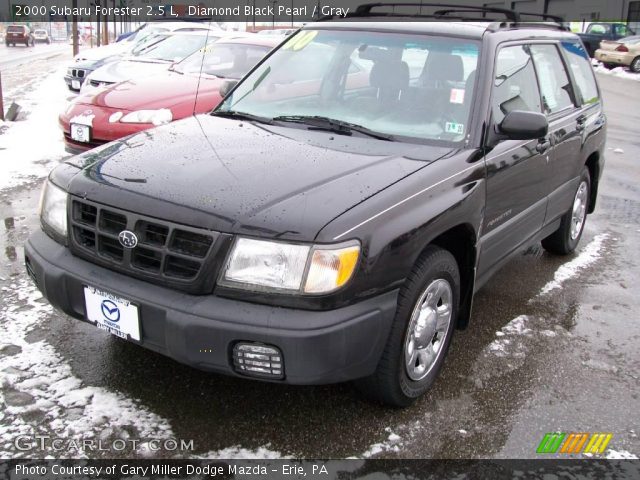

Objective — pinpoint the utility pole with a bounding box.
[72,0,79,56]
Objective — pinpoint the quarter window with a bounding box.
[492,45,542,124]
[560,41,599,105]
[529,44,575,114]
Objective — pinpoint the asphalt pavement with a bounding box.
[0,55,638,460]
[0,42,70,70]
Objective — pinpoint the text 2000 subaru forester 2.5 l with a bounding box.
[26,7,606,406]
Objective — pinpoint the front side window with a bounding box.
[561,41,599,105]
[529,44,575,114]
[217,29,480,143]
[492,45,541,124]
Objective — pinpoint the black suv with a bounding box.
[26,6,605,407]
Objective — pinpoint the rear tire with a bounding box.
[542,167,591,255]
[356,246,459,407]
[630,57,640,73]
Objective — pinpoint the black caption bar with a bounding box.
[2,0,634,23]
[3,459,640,480]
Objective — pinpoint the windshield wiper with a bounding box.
[272,115,395,141]
[211,110,273,124]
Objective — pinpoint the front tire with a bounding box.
[542,167,591,255]
[356,246,459,407]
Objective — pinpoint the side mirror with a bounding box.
[499,110,548,140]
[219,80,239,99]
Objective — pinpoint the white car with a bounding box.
[80,30,247,93]
[33,29,51,44]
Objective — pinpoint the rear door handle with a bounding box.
[576,114,587,131]
[536,139,551,154]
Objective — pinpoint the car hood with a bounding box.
[78,72,226,112]
[65,115,452,241]
[74,42,130,62]
[87,59,171,84]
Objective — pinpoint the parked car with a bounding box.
[79,31,227,93]
[33,29,51,44]
[5,25,34,47]
[595,36,640,72]
[27,10,605,407]
[577,22,635,57]
[65,22,222,92]
[60,36,279,153]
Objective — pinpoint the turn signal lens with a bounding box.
[304,245,360,294]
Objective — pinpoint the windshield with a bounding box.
[174,43,271,77]
[132,34,212,62]
[217,29,480,143]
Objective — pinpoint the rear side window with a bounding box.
[529,44,574,115]
[561,41,599,105]
[492,45,542,124]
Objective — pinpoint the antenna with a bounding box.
[192,23,213,116]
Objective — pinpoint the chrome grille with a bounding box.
[68,197,225,294]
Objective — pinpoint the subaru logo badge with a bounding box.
[101,300,120,322]
[118,230,138,249]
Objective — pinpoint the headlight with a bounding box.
[220,238,360,295]
[119,109,172,126]
[39,180,68,239]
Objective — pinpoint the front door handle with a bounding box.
[536,139,551,154]
[576,114,587,132]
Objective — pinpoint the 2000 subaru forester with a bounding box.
[26,8,605,406]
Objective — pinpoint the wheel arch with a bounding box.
[585,151,600,213]
[419,223,478,330]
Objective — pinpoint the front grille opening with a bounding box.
[165,255,201,279]
[169,230,213,258]
[73,201,97,226]
[132,247,162,272]
[137,221,169,247]
[98,235,124,262]
[99,210,127,234]
[73,226,96,249]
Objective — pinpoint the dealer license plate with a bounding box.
[70,123,90,142]
[84,286,140,341]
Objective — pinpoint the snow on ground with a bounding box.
[606,449,639,459]
[0,278,176,458]
[0,277,284,459]
[0,64,70,192]
[538,233,610,296]
[593,62,640,82]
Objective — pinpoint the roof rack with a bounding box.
[318,2,567,30]
[323,2,521,22]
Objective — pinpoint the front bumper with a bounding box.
[59,105,149,154]
[64,75,85,91]
[24,230,398,385]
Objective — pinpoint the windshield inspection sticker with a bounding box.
[450,88,465,104]
[445,122,464,135]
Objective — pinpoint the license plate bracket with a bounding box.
[70,123,90,142]
[84,286,141,342]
